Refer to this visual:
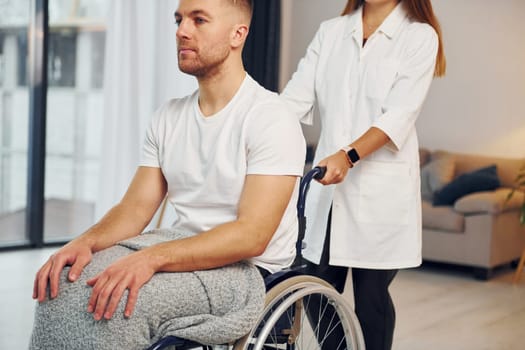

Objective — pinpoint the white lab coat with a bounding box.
[282,4,438,269]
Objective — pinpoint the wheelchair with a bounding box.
[148,167,365,350]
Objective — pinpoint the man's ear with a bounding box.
[231,24,249,49]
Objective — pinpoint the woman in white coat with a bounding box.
[282,0,446,349]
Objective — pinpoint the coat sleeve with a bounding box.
[281,24,325,125]
[372,24,439,151]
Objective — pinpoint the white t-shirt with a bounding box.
[140,74,306,273]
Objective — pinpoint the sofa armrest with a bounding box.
[454,188,524,215]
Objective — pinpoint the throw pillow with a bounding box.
[432,165,500,206]
[420,156,456,201]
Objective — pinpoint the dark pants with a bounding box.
[303,211,398,350]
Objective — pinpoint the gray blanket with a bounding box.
[29,229,265,349]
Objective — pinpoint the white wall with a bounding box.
[281,0,525,158]
[419,0,525,158]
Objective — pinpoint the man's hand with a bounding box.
[317,151,351,185]
[32,239,93,302]
[86,250,157,320]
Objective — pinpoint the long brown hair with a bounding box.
[342,0,446,77]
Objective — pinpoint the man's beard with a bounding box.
[178,47,230,78]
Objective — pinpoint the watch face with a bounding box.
[348,148,360,163]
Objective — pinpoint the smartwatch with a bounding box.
[341,145,360,165]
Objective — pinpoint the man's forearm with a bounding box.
[147,220,271,273]
[78,201,154,253]
[70,167,167,253]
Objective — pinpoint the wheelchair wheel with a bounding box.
[234,275,365,350]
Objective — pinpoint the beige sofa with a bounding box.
[420,149,525,279]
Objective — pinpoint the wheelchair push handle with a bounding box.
[297,166,327,219]
[293,166,326,266]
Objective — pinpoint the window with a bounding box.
[44,0,108,242]
[0,0,109,246]
[0,0,30,245]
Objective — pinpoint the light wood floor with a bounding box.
[390,264,524,350]
[1,248,523,349]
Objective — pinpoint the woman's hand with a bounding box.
[86,250,158,320]
[33,238,94,302]
[317,151,351,185]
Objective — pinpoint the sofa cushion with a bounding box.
[454,188,524,214]
[431,150,525,188]
[420,156,455,201]
[422,200,465,233]
[433,165,500,206]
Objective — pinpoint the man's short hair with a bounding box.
[228,0,253,22]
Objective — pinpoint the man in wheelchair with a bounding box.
[30,0,306,348]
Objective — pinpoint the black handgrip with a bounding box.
[313,166,327,180]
